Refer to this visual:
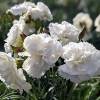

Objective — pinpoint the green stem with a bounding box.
[66,83,78,100]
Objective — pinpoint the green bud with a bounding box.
[11,46,23,54]
[15,58,24,68]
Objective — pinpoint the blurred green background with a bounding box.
[0,0,100,50]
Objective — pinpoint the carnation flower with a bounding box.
[58,42,100,83]
[0,52,31,94]
[94,14,100,32]
[7,2,53,21]
[73,12,93,31]
[7,1,36,15]
[22,2,53,21]
[5,21,23,47]
[49,21,79,46]
[23,33,62,63]
[20,33,62,78]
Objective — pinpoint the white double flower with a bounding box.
[73,12,93,31]
[0,52,31,94]
[7,2,53,21]
[58,42,100,83]
[49,21,79,46]
[19,33,62,78]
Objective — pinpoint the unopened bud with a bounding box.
[78,26,86,42]
[11,45,23,54]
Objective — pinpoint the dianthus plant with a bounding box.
[0,1,100,100]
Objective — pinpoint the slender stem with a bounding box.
[66,83,78,100]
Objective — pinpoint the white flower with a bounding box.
[49,21,79,46]
[7,1,53,21]
[7,1,36,15]
[23,2,53,21]
[0,52,31,94]
[23,33,62,63]
[73,12,93,31]
[58,42,100,83]
[21,33,62,78]
[37,2,53,21]
[5,21,23,47]
[94,14,100,32]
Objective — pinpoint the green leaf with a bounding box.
[34,18,41,29]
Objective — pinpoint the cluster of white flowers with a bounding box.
[7,2,53,21]
[5,1,53,53]
[1,1,100,94]
[2,1,53,94]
